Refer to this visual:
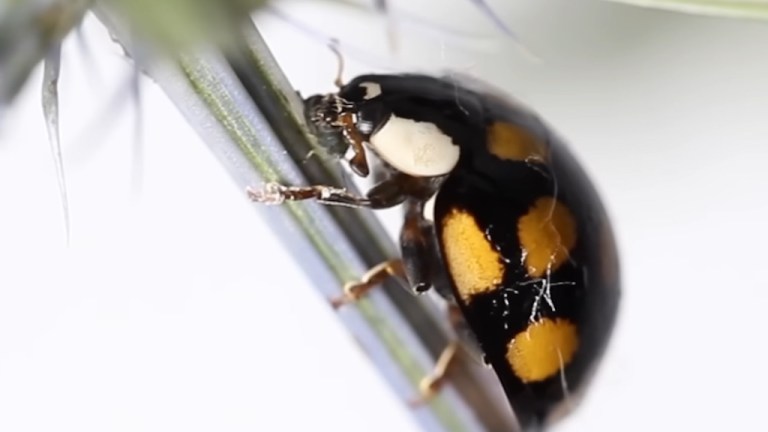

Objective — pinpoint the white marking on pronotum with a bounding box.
[359,82,382,100]
[369,115,460,177]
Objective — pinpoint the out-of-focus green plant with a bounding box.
[2,0,764,107]
[605,0,768,20]
[0,0,273,106]
[0,0,87,104]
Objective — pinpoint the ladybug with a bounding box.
[249,72,620,431]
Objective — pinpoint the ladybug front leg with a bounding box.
[247,174,408,209]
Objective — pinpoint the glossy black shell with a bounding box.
[338,74,621,430]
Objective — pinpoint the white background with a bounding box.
[2,0,768,431]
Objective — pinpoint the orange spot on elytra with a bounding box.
[441,208,504,303]
[506,317,579,383]
[517,197,577,278]
[487,122,547,162]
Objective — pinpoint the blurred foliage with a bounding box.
[0,0,88,104]
[102,0,270,51]
[0,0,273,106]
[605,0,768,20]
[2,0,766,105]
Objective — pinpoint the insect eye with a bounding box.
[303,95,348,158]
[304,95,336,124]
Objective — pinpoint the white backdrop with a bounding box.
[2,0,768,431]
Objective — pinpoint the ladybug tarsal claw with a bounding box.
[246,182,286,205]
[329,281,364,309]
[408,342,460,408]
[328,260,406,309]
[329,295,350,310]
[407,377,439,408]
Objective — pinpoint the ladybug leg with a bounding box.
[408,340,461,407]
[247,182,369,208]
[246,183,367,207]
[323,177,411,308]
[447,303,487,366]
[331,197,440,307]
[409,303,488,407]
[247,175,407,209]
[330,259,406,309]
[399,198,442,294]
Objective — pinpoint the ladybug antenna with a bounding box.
[329,39,345,89]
